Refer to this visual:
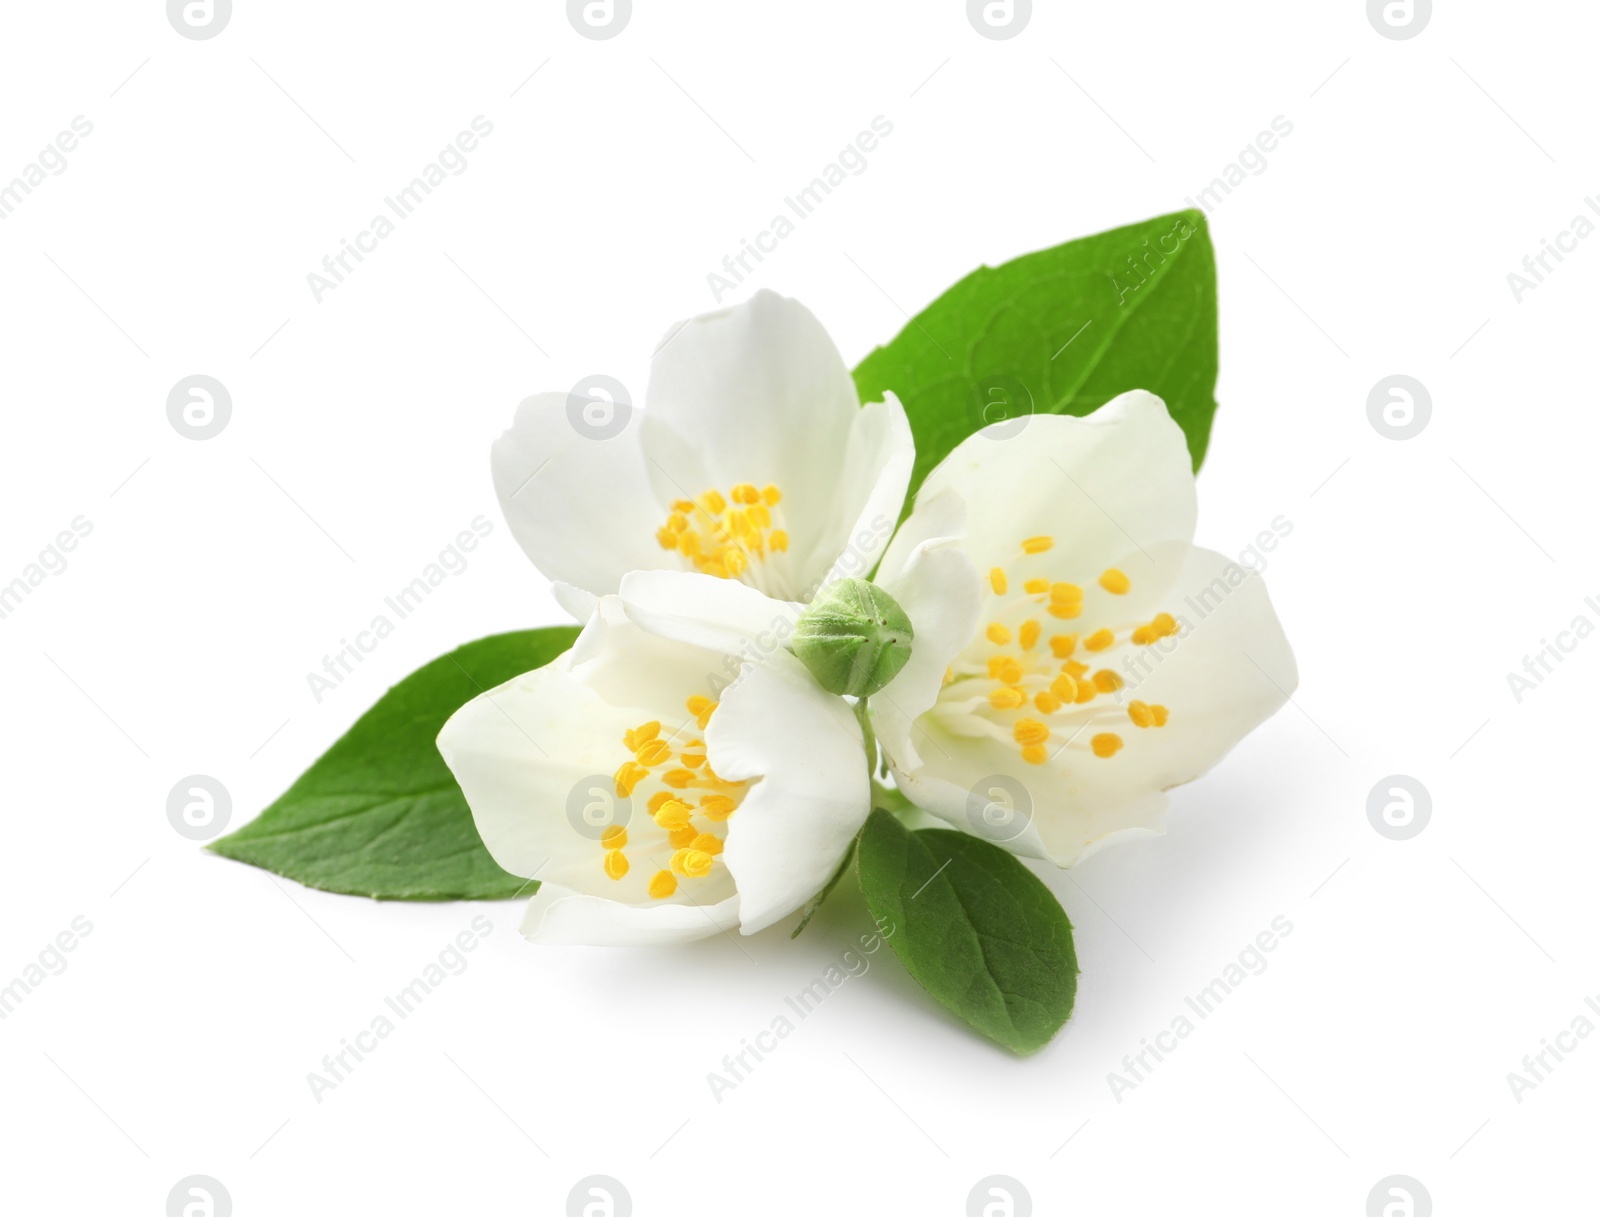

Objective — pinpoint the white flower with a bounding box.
[492,290,913,619]
[869,391,1298,866]
[436,592,868,945]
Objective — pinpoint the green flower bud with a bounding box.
[791,578,914,698]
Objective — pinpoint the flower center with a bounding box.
[656,483,789,592]
[604,693,748,899]
[935,534,1176,767]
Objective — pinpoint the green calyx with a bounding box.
[790,578,914,698]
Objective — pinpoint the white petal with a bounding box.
[641,291,864,586]
[491,393,671,597]
[708,653,869,933]
[918,390,1197,585]
[870,488,983,773]
[552,581,599,625]
[814,394,914,589]
[618,569,801,663]
[521,886,740,946]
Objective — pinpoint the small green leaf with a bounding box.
[852,209,1218,509]
[211,628,580,900]
[856,808,1077,1054]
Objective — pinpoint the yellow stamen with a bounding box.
[669,824,699,848]
[989,687,1026,710]
[989,567,1008,595]
[1050,582,1083,604]
[624,721,661,751]
[662,768,695,789]
[670,848,714,878]
[1034,691,1062,713]
[1019,620,1041,651]
[1023,578,1050,595]
[1050,673,1078,702]
[770,530,788,552]
[986,623,1012,645]
[1152,704,1169,726]
[762,484,782,505]
[634,739,672,767]
[700,795,737,821]
[1093,669,1124,693]
[691,833,723,855]
[1128,700,1154,728]
[1099,568,1131,594]
[1091,732,1123,758]
[1047,602,1082,619]
[1049,634,1079,659]
[1013,718,1050,747]
[614,761,649,798]
[1022,536,1054,554]
[1021,743,1047,765]
[603,850,629,880]
[601,825,628,850]
[654,799,693,830]
[648,870,677,899]
[1084,628,1115,652]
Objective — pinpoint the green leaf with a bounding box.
[852,209,1218,507]
[856,808,1077,1054]
[211,628,580,900]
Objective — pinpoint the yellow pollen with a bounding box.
[671,848,714,878]
[1047,602,1082,620]
[1099,568,1131,594]
[1091,733,1124,758]
[1073,679,1097,705]
[1023,578,1050,595]
[614,761,649,798]
[997,658,1024,685]
[700,489,726,515]
[1093,669,1124,693]
[1019,620,1041,651]
[1050,582,1083,604]
[668,824,698,848]
[700,795,737,821]
[1128,701,1153,728]
[1064,659,1090,678]
[655,527,678,549]
[1049,634,1079,658]
[1022,536,1054,554]
[634,739,672,767]
[989,687,1026,710]
[661,483,788,580]
[691,833,723,856]
[1034,691,1062,713]
[679,750,707,770]
[603,850,629,880]
[1152,704,1169,726]
[672,498,695,514]
[624,721,661,751]
[1013,718,1050,747]
[1132,612,1179,645]
[770,530,788,552]
[654,799,693,830]
[1021,743,1047,765]
[762,485,782,506]
[648,870,677,899]
[986,623,1012,645]
[1050,673,1078,702]
[686,694,716,729]
[662,768,695,789]
[601,825,628,850]
[731,482,760,505]
[1085,628,1115,652]
[989,568,1008,595]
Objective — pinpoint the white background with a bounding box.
[1,1,1594,1213]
